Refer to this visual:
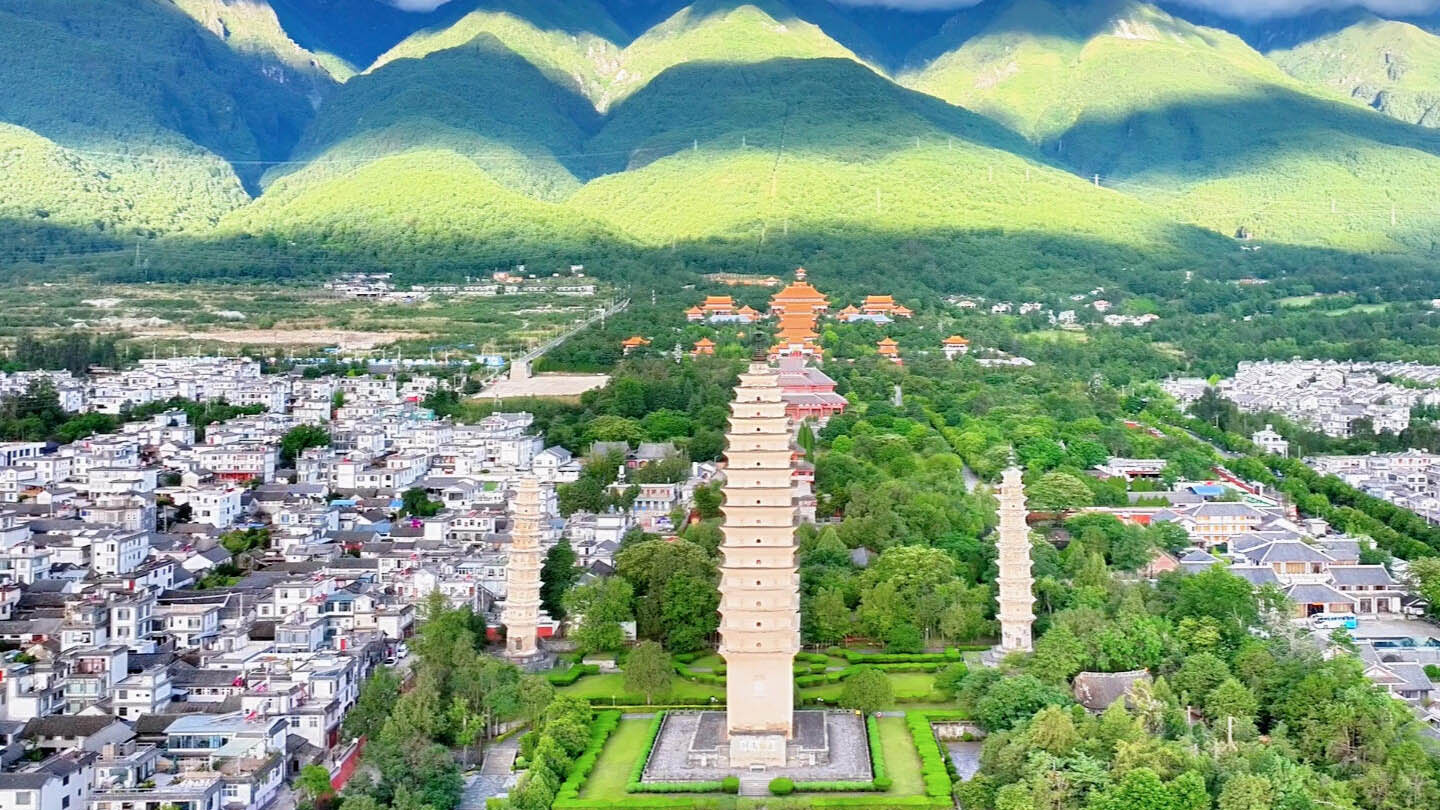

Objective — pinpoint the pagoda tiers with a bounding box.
[995,466,1036,653]
[877,337,901,364]
[621,336,651,355]
[769,268,829,318]
[718,360,800,767]
[503,476,546,663]
[942,335,971,359]
[692,338,716,357]
[861,295,913,318]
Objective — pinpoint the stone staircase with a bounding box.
[739,773,771,797]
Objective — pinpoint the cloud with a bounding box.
[385,0,452,11]
[829,0,1440,18]
[828,1,984,9]
[1166,0,1440,19]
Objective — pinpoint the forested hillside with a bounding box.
[8,0,1440,293]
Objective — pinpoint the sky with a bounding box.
[384,0,1440,19]
[831,0,1440,17]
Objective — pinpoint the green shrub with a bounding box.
[906,713,953,800]
[553,710,621,802]
[629,781,725,793]
[867,715,888,785]
[874,776,893,790]
[770,777,796,796]
[672,652,699,664]
[797,652,829,664]
[721,776,740,794]
[547,663,601,686]
[794,780,880,791]
[513,756,529,770]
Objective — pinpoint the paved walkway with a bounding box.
[480,735,520,776]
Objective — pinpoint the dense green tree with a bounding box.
[564,577,633,654]
[839,666,893,715]
[280,424,331,464]
[539,539,580,622]
[624,640,672,704]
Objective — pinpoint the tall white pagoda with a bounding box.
[995,466,1035,653]
[503,475,544,662]
[717,359,799,767]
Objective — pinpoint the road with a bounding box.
[478,297,630,394]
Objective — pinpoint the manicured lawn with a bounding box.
[690,653,725,669]
[579,717,651,799]
[879,716,925,796]
[559,673,724,703]
[798,672,939,704]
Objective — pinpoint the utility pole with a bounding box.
[915,136,920,149]
[1026,166,1031,182]
[693,139,698,153]
[988,165,994,183]
[1093,174,1100,188]
[742,135,747,149]
[1330,197,1336,214]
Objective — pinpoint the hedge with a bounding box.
[906,713,953,801]
[834,648,975,665]
[633,781,728,793]
[553,710,622,802]
[547,663,601,686]
[770,777,795,796]
[867,715,887,786]
[796,652,829,664]
[626,711,668,791]
[555,796,951,809]
[585,697,723,707]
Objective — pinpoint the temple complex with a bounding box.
[502,476,546,665]
[995,466,1036,654]
[768,268,830,318]
[717,359,800,766]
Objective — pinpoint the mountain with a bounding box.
[899,0,1440,252]
[1269,15,1440,128]
[272,33,599,200]
[373,0,867,111]
[9,0,1440,288]
[0,0,333,258]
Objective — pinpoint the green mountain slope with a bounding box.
[214,149,624,271]
[1269,15,1440,128]
[172,0,348,84]
[374,1,867,110]
[271,34,599,201]
[0,0,329,247]
[901,0,1440,252]
[570,58,1214,263]
[368,4,625,104]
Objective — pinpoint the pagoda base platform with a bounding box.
[640,711,869,783]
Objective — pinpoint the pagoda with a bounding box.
[503,476,546,664]
[692,338,716,357]
[718,359,799,767]
[942,335,971,359]
[995,466,1035,654]
[876,337,901,364]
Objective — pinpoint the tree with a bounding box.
[973,674,1071,732]
[1171,652,1230,705]
[565,578,633,654]
[345,668,401,741]
[539,540,580,622]
[296,765,335,810]
[693,482,723,519]
[624,640,672,703]
[400,487,442,518]
[805,586,852,645]
[659,574,719,653]
[280,424,331,464]
[1407,557,1440,617]
[1203,678,1258,741]
[839,666,893,715]
[1027,471,1095,512]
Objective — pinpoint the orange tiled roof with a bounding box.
[864,295,896,305]
[694,338,715,347]
[943,335,970,345]
[621,336,651,347]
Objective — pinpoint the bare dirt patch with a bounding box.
[135,328,426,351]
[482,373,610,399]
